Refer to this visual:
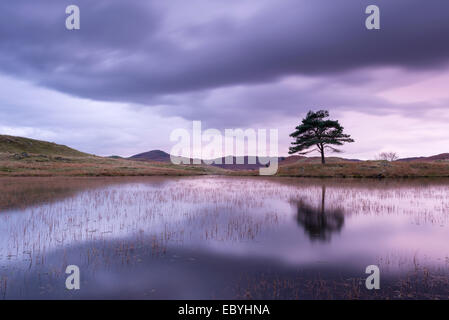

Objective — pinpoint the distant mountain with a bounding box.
[129,150,171,162]
[129,152,281,169]
[398,153,449,162]
[208,156,269,170]
[427,153,449,161]
[278,155,306,165]
[278,156,361,164]
[208,155,324,170]
[72,146,449,165]
[128,150,362,169]
[0,135,89,157]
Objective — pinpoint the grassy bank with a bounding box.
[1,152,449,178]
[227,159,449,178]
[275,160,449,178]
[0,152,225,177]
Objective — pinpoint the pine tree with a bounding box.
[289,110,354,164]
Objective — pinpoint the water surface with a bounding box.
[0,176,448,299]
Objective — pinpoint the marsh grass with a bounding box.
[235,265,449,299]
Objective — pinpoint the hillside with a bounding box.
[129,150,171,162]
[0,135,227,177]
[0,135,89,157]
[398,153,449,162]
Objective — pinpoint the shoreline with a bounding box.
[1,153,449,178]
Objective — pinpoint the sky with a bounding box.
[0,0,448,159]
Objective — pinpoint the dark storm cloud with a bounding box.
[0,0,449,105]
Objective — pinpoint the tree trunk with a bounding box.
[321,185,326,214]
[321,149,325,164]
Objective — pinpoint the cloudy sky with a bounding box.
[0,0,448,159]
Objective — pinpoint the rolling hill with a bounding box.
[398,153,449,162]
[0,135,222,177]
[129,150,171,162]
[0,135,89,157]
[128,151,361,170]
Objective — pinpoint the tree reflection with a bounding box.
[295,186,345,242]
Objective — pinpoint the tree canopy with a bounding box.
[289,110,354,164]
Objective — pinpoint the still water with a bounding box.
[0,176,448,299]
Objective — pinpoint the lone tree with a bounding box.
[289,110,354,164]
